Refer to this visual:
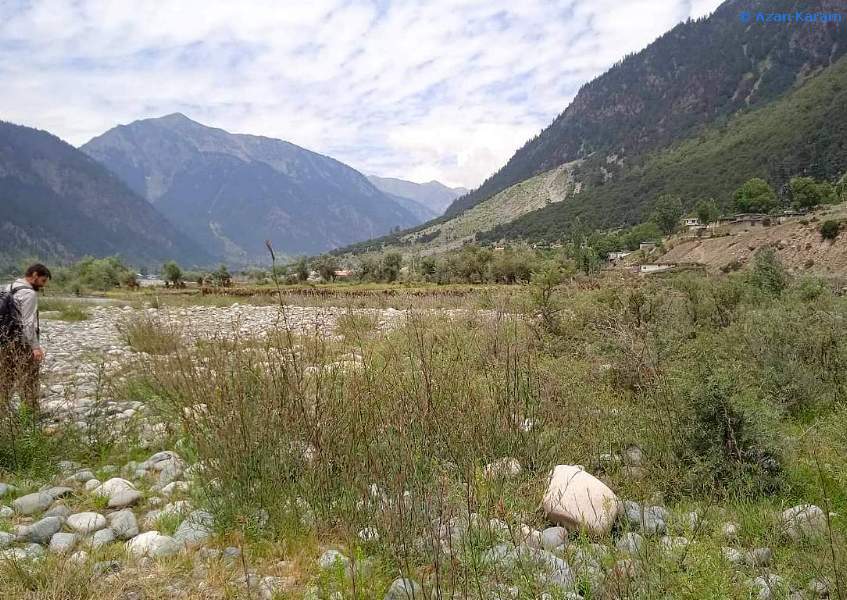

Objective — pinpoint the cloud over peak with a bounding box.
[0,0,723,188]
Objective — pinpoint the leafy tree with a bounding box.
[816,181,837,205]
[294,258,309,283]
[382,252,403,283]
[820,220,841,240]
[695,198,720,225]
[789,177,824,209]
[210,264,232,287]
[314,255,339,282]
[734,178,778,213]
[651,194,683,235]
[621,222,662,250]
[162,261,183,288]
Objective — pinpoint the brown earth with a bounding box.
[658,205,847,276]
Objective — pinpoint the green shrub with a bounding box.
[749,248,788,296]
[820,219,841,240]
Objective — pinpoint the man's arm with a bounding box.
[16,289,41,352]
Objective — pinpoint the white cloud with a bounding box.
[0,0,723,188]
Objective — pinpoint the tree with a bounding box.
[381,252,402,283]
[734,178,778,213]
[695,198,720,225]
[162,261,183,288]
[314,255,339,282]
[789,177,823,209]
[816,181,837,205]
[210,264,232,287]
[294,258,309,283]
[651,194,683,235]
[749,248,788,296]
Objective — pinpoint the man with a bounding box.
[0,264,51,418]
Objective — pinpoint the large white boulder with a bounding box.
[542,465,620,535]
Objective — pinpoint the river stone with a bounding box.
[0,505,13,518]
[67,512,107,535]
[161,481,190,497]
[623,501,668,536]
[83,479,101,492]
[44,504,72,520]
[616,532,645,555]
[750,574,785,599]
[483,458,522,480]
[781,505,827,541]
[174,510,214,545]
[70,470,96,483]
[384,577,423,600]
[93,477,135,498]
[157,461,184,487]
[45,486,74,499]
[108,489,143,509]
[12,492,54,515]
[126,531,181,558]
[319,549,350,572]
[0,531,14,548]
[18,516,63,544]
[91,528,116,548]
[540,526,569,550]
[542,465,620,535]
[108,509,139,540]
[1,543,44,561]
[49,532,78,554]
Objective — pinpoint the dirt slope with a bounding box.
[659,205,847,275]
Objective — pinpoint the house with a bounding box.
[639,241,658,251]
[608,251,632,262]
[682,217,701,227]
[333,269,354,279]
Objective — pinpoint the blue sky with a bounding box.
[0,0,723,188]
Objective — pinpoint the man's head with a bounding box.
[24,264,51,291]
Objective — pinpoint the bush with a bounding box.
[118,315,184,355]
[749,248,788,296]
[681,363,781,496]
[820,219,841,240]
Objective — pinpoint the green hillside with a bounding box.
[480,53,847,243]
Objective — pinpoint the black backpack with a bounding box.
[0,286,25,345]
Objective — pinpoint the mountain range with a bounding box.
[0,120,211,267]
[80,114,432,264]
[341,0,847,255]
[366,176,468,216]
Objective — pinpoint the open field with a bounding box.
[0,260,846,599]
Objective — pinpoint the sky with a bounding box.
[0,0,723,189]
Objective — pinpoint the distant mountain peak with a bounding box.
[367,175,467,216]
[81,116,426,263]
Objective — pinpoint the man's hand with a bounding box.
[32,347,45,363]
